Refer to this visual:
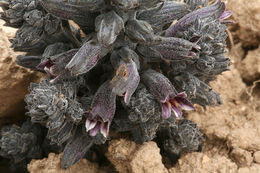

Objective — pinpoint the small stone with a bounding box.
[202,155,210,163]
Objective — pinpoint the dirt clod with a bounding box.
[238,164,260,173]
[240,47,260,83]
[227,0,260,47]
[106,139,167,173]
[168,152,238,173]
[253,151,260,164]
[230,148,253,167]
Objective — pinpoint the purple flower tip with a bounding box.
[219,10,232,20]
[162,102,172,119]
[37,60,53,71]
[85,119,110,138]
[161,92,195,119]
[85,81,116,138]
[169,92,195,119]
[219,10,233,24]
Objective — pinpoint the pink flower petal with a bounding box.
[177,92,187,98]
[219,10,232,20]
[161,102,172,119]
[175,97,195,111]
[37,60,52,71]
[89,123,100,137]
[100,122,109,138]
[85,119,97,132]
[171,105,182,119]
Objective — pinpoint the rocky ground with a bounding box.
[0,0,260,173]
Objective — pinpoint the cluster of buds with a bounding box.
[157,118,203,162]
[0,0,232,169]
[25,79,84,145]
[0,120,42,171]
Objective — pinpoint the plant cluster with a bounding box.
[0,0,231,170]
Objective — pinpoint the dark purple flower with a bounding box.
[149,37,200,60]
[110,58,140,105]
[142,69,194,119]
[167,91,195,118]
[85,81,116,138]
[137,1,190,32]
[37,49,78,82]
[165,0,230,37]
[125,19,155,43]
[95,10,124,46]
[66,40,109,75]
[219,10,232,24]
[40,0,100,31]
[40,0,105,14]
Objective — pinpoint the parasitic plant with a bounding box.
[0,0,232,170]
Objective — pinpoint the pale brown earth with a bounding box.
[240,47,260,83]
[0,0,260,173]
[106,140,168,173]
[227,0,260,47]
[28,153,100,173]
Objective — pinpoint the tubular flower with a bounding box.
[85,81,116,138]
[37,49,78,82]
[125,19,155,43]
[95,10,124,46]
[0,0,40,28]
[111,60,140,105]
[137,36,200,61]
[165,0,230,37]
[66,40,110,76]
[142,69,194,119]
[110,47,140,105]
[137,1,190,32]
[40,0,102,31]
